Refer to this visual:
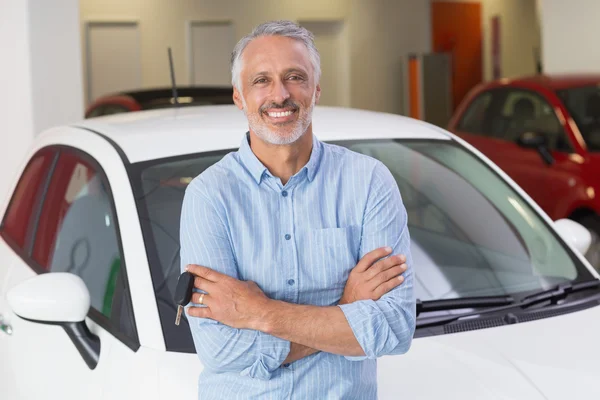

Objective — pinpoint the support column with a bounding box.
[0,0,83,198]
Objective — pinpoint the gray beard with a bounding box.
[242,93,316,145]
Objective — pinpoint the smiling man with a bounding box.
[180,20,416,399]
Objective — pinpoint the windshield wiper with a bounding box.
[416,295,514,317]
[416,279,600,329]
[518,279,600,307]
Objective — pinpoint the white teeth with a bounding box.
[268,110,293,117]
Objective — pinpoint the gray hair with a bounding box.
[230,20,321,90]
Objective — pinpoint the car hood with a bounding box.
[165,302,600,399]
[377,301,600,399]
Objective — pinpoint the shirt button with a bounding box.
[287,279,295,286]
[285,234,291,240]
[282,190,288,197]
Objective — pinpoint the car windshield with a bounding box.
[556,83,600,151]
[129,139,593,352]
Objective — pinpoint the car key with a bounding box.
[174,271,194,325]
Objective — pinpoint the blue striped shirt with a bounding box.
[180,133,415,399]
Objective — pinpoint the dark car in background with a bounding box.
[85,86,234,118]
[448,74,600,266]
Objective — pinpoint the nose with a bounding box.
[271,78,290,104]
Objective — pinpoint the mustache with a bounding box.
[260,99,299,113]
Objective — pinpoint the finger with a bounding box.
[371,264,406,286]
[372,274,405,300]
[191,291,212,306]
[354,247,393,273]
[193,276,217,292]
[186,305,213,319]
[186,264,220,282]
[366,255,405,280]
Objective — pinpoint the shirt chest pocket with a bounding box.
[302,226,360,292]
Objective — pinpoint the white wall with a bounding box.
[539,0,600,74]
[0,0,84,199]
[0,1,34,199]
[29,0,84,134]
[79,0,431,115]
[436,0,541,81]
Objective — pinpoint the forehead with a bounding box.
[241,35,312,74]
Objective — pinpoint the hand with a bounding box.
[185,264,270,330]
[339,247,407,305]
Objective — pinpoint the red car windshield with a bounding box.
[557,83,600,151]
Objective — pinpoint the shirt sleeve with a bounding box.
[180,182,290,380]
[338,161,416,360]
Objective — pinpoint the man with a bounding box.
[180,20,415,399]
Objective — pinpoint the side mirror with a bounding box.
[7,272,90,322]
[517,131,547,148]
[517,131,554,165]
[554,218,592,256]
[6,273,100,370]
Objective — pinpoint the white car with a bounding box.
[2,105,600,400]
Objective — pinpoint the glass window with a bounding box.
[1,149,55,250]
[101,104,130,116]
[497,90,571,151]
[33,151,129,324]
[457,91,493,134]
[129,139,591,351]
[347,140,586,301]
[556,83,600,151]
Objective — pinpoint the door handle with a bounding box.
[0,313,12,335]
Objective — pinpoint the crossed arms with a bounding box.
[179,163,416,380]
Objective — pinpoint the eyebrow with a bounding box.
[250,68,309,80]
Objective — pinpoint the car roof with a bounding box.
[70,105,452,163]
[497,74,600,91]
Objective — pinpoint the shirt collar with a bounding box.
[303,134,322,183]
[239,132,268,184]
[238,132,323,185]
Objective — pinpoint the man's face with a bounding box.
[233,35,321,145]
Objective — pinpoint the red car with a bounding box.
[85,86,233,118]
[448,74,600,264]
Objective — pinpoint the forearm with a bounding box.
[258,300,365,357]
[283,343,320,364]
[189,318,290,380]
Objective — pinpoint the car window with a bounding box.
[0,149,55,251]
[495,90,571,151]
[32,149,137,342]
[86,104,130,118]
[101,104,130,116]
[457,91,493,134]
[129,140,591,351]
[556,84,600,151]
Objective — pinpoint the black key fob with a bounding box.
[174,271,195,306]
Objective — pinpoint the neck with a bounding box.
[249,127,313,186]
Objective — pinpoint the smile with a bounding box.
[265,109,296,118]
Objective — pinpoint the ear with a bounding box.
[233,87,244,110]
[314,84,321,105]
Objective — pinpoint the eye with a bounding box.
[288,75,304,81]
[254,78,268,85]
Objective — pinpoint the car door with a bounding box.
[0,149,56,399]
[454,88,574,215]
[0,146,143,399]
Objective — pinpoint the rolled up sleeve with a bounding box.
[338,162,416,360]
[180,182,290,380]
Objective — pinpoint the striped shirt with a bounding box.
[180,133,415,399]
